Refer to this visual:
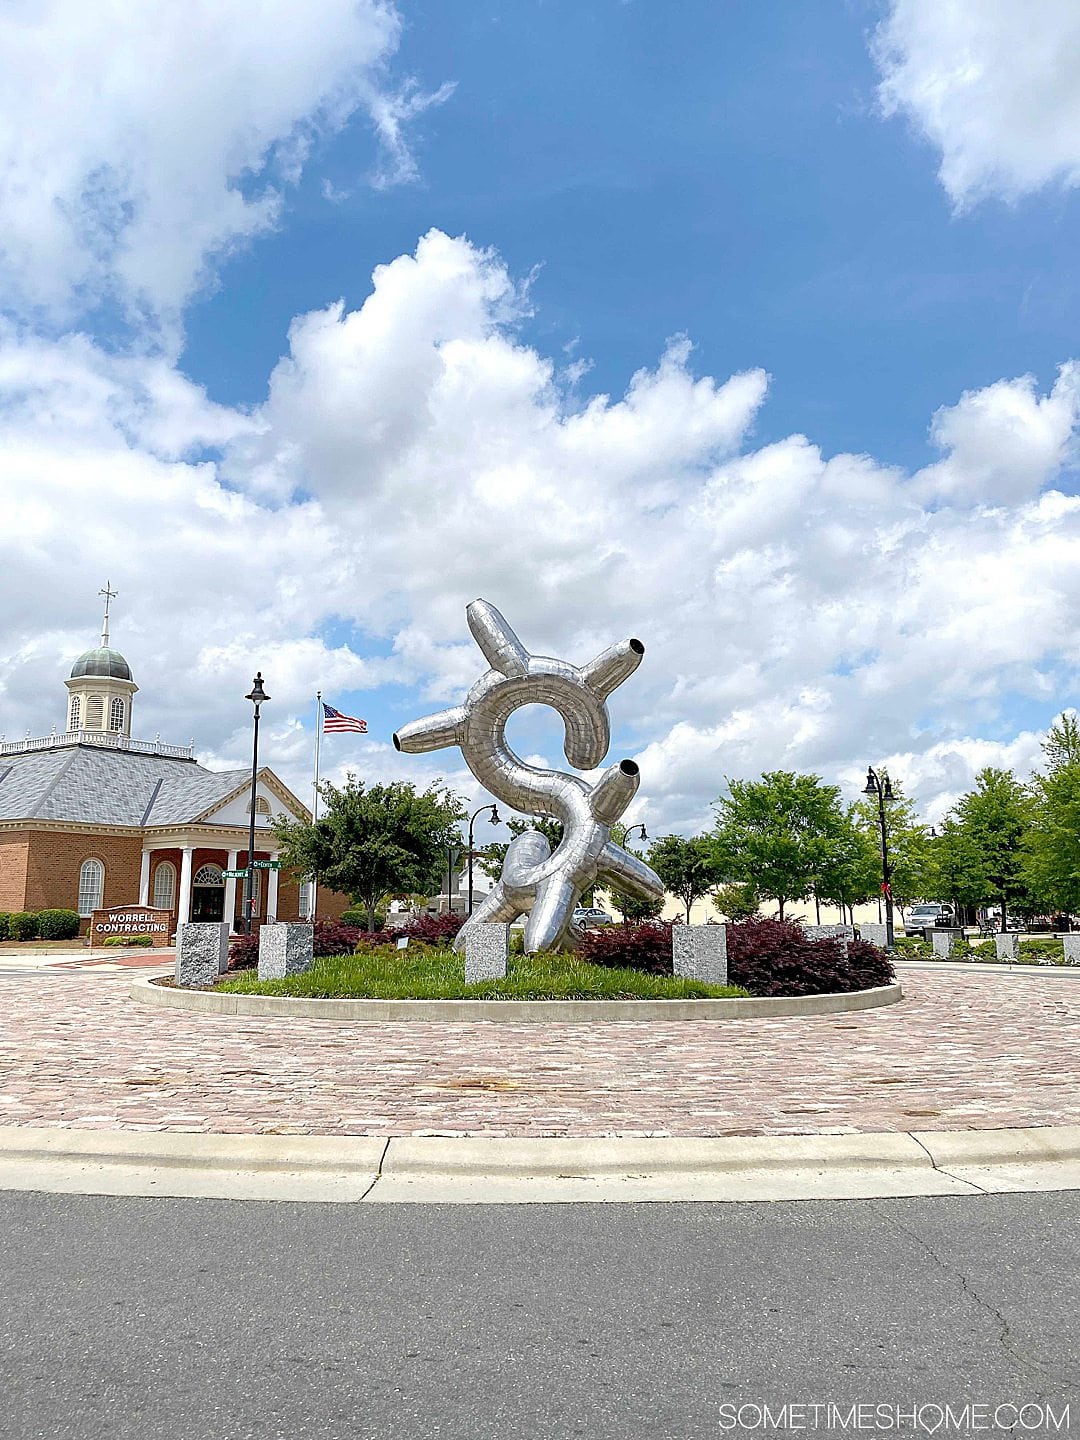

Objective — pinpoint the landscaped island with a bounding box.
[214,916,893,1002]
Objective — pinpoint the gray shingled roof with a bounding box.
[0,745,248,827]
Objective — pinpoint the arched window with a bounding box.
[152,861,176,910]
[68,695,81,731]
[108,697,125,733]
[193,864,224,886]
[78,858,105,916]
[298,880,313,920]
[248,796,272,817]
[85,694,104,729]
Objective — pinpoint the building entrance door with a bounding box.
[191,864,225,922]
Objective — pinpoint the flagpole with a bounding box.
[310,690,322,921]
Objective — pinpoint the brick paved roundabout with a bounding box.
[0,965,1077,1138]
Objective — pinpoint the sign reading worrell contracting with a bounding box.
[90,905,172,946]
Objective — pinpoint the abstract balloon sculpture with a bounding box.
[393,599,666,953]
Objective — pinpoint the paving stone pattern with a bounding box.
[1,969,1078,1138]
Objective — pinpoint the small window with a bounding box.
[152,861,176,910]
[78,858,105,916]
[68,696,81,731]
[108,697,125,733]
[298,880,313,920]
[85,694,104,729]
[249,796,272,817]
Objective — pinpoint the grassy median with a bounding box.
[217,945,748,1001]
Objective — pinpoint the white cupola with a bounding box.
[64,582,138,737]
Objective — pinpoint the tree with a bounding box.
[712,771,848,921]
[274,777,465,931]
[1024,715,1080,918]
[648,834,720,923]
[815,808,880,924]
[934,768,1033,928]
[711,882,761,922]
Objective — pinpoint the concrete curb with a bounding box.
[2,1125,1078,1204]
[127,975,903,1023]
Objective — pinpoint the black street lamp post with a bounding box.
[445,843,462,916]
[622,822,648,850]
[467,803,501,916]
[243,673,269,936]
[863,765,895,949]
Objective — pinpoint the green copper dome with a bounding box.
[69,647,133,681]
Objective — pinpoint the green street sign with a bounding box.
[222,868,248,879]
[252,859,283,870]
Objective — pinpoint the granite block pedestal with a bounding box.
[1064,935,1080,965]
[672,925,728,984]
[931,930,958,960]
[176,923,229,987]
[994,932,1020,961]
[258,923,315,981]
[464,924,509,983]
[859,923,889,948]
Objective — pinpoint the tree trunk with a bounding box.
[684,893,692,924]
[366,901,376,933]
[814,889,821,924]
[778,896,785,921]
[1000,891,1007,933]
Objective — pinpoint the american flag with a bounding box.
[322,702,367,734]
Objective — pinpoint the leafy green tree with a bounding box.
[814,808,880,923]
[1024,715,1080,917]
[711,882,761,921]
[274,777,465,931]
[648,834,721,923]
[712,771,848,921]
[934,768,1033,929]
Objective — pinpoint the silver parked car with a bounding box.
[573,906,614,928]
[903,903,954,931]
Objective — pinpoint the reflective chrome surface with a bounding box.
[394,600,665,952]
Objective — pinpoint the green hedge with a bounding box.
[103,934,154,948]
[8,912,39,941]
[0,913,8,940]
[36,909,81,940]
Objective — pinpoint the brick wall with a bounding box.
[23,830,143,916]
[0,835,29,911]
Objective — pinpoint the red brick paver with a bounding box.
[0,969,1077,1138]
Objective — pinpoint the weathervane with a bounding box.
[98,581,118,647]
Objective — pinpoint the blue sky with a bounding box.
[182,0,1080,474]
[2,0,1080,838]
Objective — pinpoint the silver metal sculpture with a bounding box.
[393,599,665,952]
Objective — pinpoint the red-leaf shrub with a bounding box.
[228,933,259,969]
[400,912,465,945]
[577,921,674,974]
[313,920,362,956]
[578,916,893,996]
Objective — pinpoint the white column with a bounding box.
[177,845,194,928]
[223,849,239,933]
[138,849,152,905]
[267,855,280,923]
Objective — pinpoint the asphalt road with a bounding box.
[0,1191,1076,1440]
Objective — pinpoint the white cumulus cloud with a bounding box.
[0,0,445,329]
[874,0,1080,206]
[1,232,1078,832]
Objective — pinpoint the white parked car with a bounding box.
[573,906,614,928]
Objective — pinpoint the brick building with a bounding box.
[0,591,346,933]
